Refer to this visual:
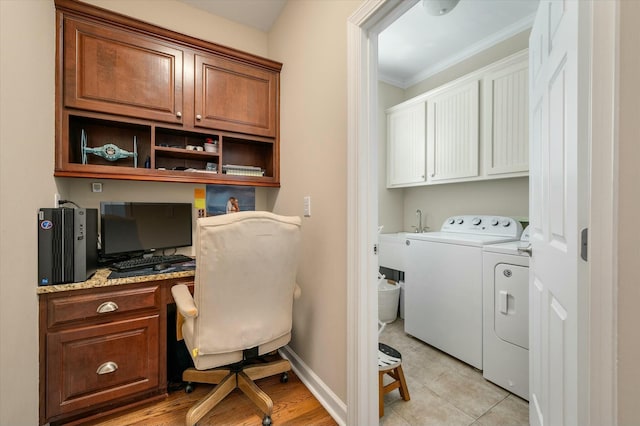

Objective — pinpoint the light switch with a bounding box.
[303,196,311,217]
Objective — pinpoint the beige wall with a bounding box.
[617,1,640,423]
[0,0,355,422]
[85,0,268,57]
[0,1,57,423]
[267,0,360,401]
[382,30,531,231]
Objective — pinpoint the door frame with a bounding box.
[346,1,617,424]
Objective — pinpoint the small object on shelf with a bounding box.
[222,164,264,177]
[206,162,218,172]
[81,129,138,167]
[204,138,219,153]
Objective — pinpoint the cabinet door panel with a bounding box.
[387,103,427,187]
[195,54,277,137]
[64,18,183,124]
[483,56,529,175]
[46,315,159,418]
[427,80,480,182]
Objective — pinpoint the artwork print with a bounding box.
[205,185,255,216]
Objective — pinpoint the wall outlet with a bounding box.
[197,208,206,218]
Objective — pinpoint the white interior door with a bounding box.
[528,1,586,425]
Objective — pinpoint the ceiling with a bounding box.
[177,0,539,88]
[378,0,539,88]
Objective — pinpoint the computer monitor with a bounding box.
[100,202,193,257]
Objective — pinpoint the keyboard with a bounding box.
[110,254,193,272]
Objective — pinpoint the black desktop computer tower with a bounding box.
[38,207,98,285]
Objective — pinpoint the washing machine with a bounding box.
[482,226,530,400]
[404,215,523,369]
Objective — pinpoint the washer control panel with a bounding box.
[440,215,523,238]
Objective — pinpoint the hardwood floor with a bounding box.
[81,371,337,426]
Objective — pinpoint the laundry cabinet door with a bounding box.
[482,51,529,177]
[386,101,427,187]
[426,79,480,182]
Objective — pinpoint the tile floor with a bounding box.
[379,319,529,426]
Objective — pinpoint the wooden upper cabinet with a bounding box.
[194,54,278,137]
[54,0,282,186]
[63,17,183,124]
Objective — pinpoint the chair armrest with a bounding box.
[171,284,198,318]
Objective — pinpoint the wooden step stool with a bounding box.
[378,342,410,417]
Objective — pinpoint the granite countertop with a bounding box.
[36,267,195,294]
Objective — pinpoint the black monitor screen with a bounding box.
[100,202,192,256]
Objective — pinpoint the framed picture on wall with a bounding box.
[205,185,255,216]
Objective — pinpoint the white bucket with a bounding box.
[378,280,400,323]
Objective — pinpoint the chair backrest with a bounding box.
[191,211,301,357]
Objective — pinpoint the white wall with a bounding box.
[381,30,531,232]
[267,0,361,402]
[403,177,529,231]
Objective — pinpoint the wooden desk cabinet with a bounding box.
[39,277,193,425]
[55,0,281,186]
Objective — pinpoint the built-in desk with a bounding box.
[37,268,195,425]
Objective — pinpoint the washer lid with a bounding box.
[406,231,518,247]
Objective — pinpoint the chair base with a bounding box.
[183,357,291,426]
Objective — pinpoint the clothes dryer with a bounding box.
[404,216,523,369]
[482,227,530,400]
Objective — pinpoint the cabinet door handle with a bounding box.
[196,114,202,120]
[176,111,182,118]
[96,361,118,375]
[96,301,119,314]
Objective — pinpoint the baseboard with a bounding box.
[279,345,347,426]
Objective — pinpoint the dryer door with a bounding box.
[494,263,528,349]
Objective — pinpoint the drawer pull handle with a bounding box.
[96,301,119,313]
[96,361,118,375]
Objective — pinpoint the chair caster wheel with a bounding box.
[262,415,272,426]
[280,372,288,383]
[185,383,195,393]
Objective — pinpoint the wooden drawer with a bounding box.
[47,285,160,328]
[46,315,160,418]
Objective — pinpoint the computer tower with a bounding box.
[38,208,98,285]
